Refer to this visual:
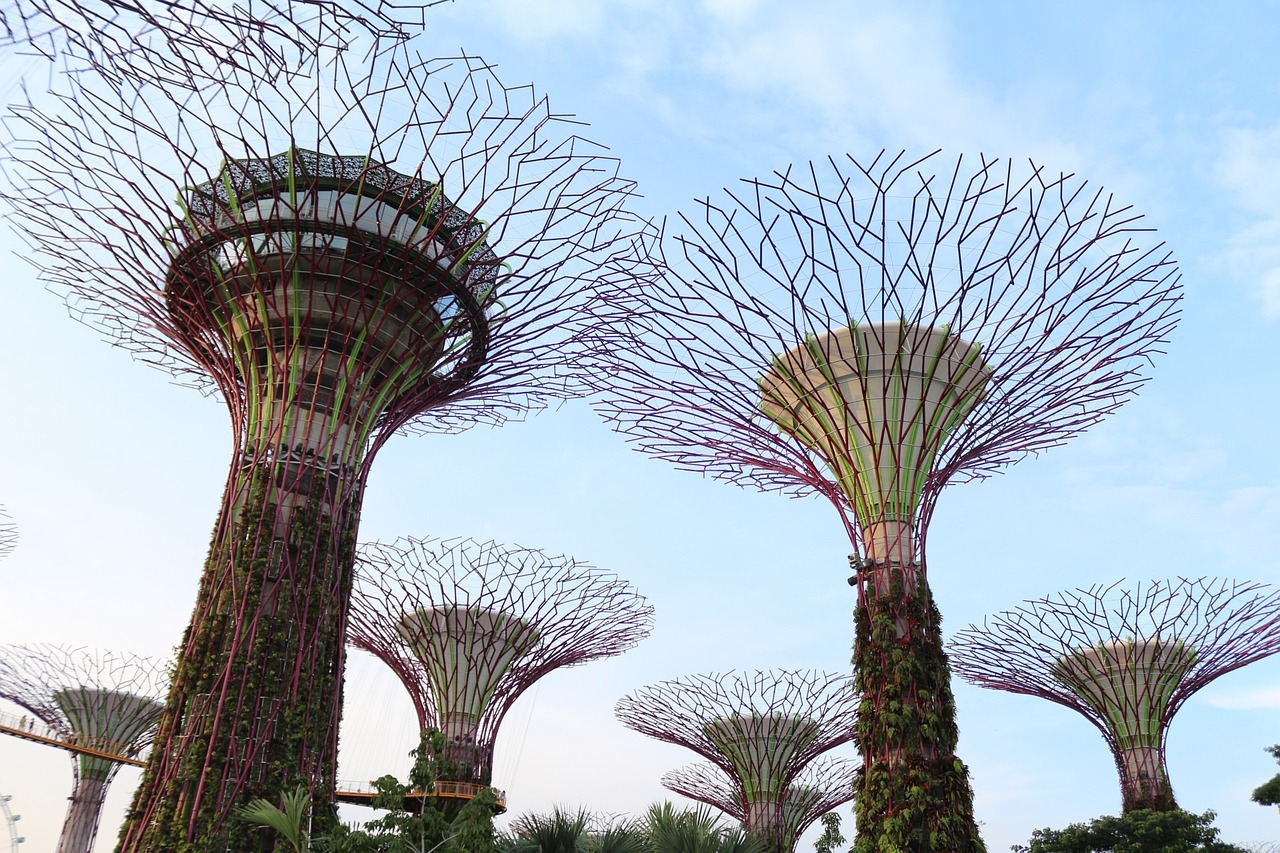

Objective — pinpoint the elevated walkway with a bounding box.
[0,708,146,766]
[0,711,505,813]
[335,779,507,813]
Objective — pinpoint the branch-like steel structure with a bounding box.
[615,670,857,850]
[948,577,1280,813]
[0,507,14,561]
[0,643,168,853]
[0,0,448,86]
[3,37,644,851]
[349,535,654,796]
[663,755,858,853]
[593,151,1181,851]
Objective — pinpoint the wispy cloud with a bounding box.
[1215,124,1280,316]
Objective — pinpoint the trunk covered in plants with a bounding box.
[118,463,360,852]
[852,558,984,853]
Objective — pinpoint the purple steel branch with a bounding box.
[663,755,858,853]
[949,577,1280,811]
[348,535,654,784]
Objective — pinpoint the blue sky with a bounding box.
[3,1,1280,850]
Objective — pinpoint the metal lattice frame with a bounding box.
[349,536,654,788]
[0,508,15,561]
[615,670,857,844]
[949,577,1280,813]
[663,755,858,853]
[0,644,167,853]
[593,151,1181,848]
[2,38,645,851]
[0,0,449,78]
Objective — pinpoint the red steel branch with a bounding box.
[592,151,1181,851]
[0,643,169,853]
[949,577,1280,812]
[348,535,654,788]
[3,36,645,850]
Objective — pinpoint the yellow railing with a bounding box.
[335,779,507,813]
[0,708,146,766]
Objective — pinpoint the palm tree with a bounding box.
[238,786,312,853]
[645,804,766,853]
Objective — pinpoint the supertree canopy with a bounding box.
[663,754,858,853]
[0,643,168,853]
[949,577,1280,813]
[615,670,858,850]
[593,150,1181,851]
[349,535,654,799]
[2,35,644,850]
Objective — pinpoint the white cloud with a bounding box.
[1215,124,1280,316]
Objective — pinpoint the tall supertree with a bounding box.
[592,151,1182,851]
[663,754,858,853]
[2,36,645,850]
[615,670,858,852]
[948,577,1280,813]
[349,535,654,804]
[0,643,168,853]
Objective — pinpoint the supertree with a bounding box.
[0,507,14,561]
[663,754,858,853]
[0,643,168,853]
[2,34,645,850]
[948,577,1280,813]
[615,670,858,852]
[592,150,1182,851]
[348,535,654,805]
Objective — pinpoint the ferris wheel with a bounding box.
[0,793,23,851]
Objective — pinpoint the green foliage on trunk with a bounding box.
[851,563,984,853]
[119,465,359,852]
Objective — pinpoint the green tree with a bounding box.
[644,803,766,853]
[1252,746,1280,809]
[1010,809,1247,853]
[813,813,846,853]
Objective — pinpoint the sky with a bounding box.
[3,0,1280,850]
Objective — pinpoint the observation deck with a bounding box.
[163,148,501,457]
